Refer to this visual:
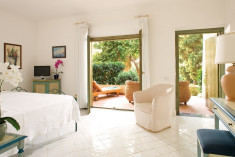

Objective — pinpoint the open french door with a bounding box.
[175,28,224,115]
[87,35,92,114]
[87,31,143,111]
[139,30,143,90]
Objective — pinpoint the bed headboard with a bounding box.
[11,87,28,92]
[49,89,65,95]
[49,89,77,101]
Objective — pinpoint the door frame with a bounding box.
[175,27,224,115]
[87,32,143,111]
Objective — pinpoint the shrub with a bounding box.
[93,62,125,84]
[196,68,202,92]
[116,71,139,85]
[189,84,200,96]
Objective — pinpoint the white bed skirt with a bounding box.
[1,91,80,141]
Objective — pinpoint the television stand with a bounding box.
[33,79,61,94]
[34,76,51,80]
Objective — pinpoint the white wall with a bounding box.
[37,17,77,95]
[0,9,37,91]
[36,0,226,110]
[225,0,235,32]
[37,16,141,96]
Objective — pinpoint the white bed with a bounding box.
[1,91,80,141]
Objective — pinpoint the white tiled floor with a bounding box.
[11,108,226,157]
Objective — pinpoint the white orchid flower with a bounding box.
[0,62,23,90]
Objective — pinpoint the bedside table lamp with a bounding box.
[215,32,235,101]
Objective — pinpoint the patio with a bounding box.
[92,94,213,116]
[179,96,213,116]
[92,94,134,111]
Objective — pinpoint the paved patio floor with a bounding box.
[92,95,213,115]
[179,96,213,115]
[92,94,134,111]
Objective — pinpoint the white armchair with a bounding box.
[133,84,174,132]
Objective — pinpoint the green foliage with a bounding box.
[0,117,20,131]
[179,34,203,85]
[93,62,125,84]
[196,68,202,92]
[93,39,139,62]
[116,70,139,85]
[189,84,200,96]
[93,39,140,75]
[179,66,191,81]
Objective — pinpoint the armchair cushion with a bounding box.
[133,90,153,103]
[135,102,152,114]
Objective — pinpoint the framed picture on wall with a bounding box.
[52,46,66,58]
[4,43,22,69]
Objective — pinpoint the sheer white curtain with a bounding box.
[139,17,150,89]
[75,23,89,108]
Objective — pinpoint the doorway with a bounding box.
[87,33,142,111]
[175,28,224,116]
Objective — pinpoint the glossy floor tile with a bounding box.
[10,108,226,157]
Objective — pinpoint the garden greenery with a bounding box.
[93,39,140,76]
[179,34,202,85]
[93,62,125,85]
[92,39,140,85]
[93,62,139,85]
[179,34,203,96]
[116,70,139,85]
[189,84,201,96]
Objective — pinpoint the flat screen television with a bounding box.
[34,66,50,76]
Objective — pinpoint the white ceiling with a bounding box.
[0,0,157,20]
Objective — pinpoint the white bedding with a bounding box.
[1,91,80,141]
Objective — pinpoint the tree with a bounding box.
[92,39,140,75]
[179,34,203,85]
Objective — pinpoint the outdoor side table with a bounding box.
[0,133,27,157]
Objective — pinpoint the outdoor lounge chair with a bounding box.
[93,81,122,101]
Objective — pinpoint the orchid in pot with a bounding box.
[53,60,63,80]
[0,62,22,140]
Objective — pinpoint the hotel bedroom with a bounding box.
[0,0,234,156]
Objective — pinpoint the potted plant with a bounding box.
[0,117,20,140]
[53,60,63,79]
[0,62,23,140]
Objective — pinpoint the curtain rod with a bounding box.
[74,14,150,25]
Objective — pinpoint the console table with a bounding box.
[0,133,27,157]
[211,98,235,137]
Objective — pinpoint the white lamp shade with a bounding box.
[215,32,235,64]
